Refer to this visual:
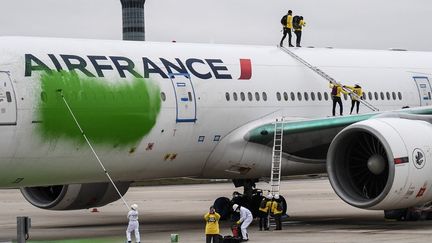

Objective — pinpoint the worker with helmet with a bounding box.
[126,203,141,243]
[258,194,272,231]
[232,204,253,241]
[271,195,284,230]
[204,205,221,243]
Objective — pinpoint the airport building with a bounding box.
[120,0,146,41]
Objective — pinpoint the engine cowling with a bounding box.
[20,182,130,210]
[327,117,432,210]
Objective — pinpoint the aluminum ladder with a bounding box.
[279,46,379,112]
[270,118,284,196]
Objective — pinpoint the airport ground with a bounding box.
[1,178,432,242]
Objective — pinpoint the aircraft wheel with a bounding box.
[213,197,231,220]
[384,209,407,221]
[250,194,264,217]
[280,195,288,216]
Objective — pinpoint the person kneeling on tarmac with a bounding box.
[233,204,253,241]
[271,195,284,230]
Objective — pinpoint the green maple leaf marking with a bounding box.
[38,71,161,146]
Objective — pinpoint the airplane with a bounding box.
[0,36,432,220]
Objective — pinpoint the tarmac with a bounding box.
[1,178,432,242]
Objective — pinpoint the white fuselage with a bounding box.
[0,37,431,188]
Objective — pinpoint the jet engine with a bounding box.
[327,117,432,210]
[20,182,130,210]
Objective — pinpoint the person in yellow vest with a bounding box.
[204,206,221,243]
[258,194,272,231]
[293,16,306,47]
[271,194,284,230]
[329,82,349,116]
[280,10,294,47]
[346,84,363,114]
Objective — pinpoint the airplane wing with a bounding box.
[244,107,432,163]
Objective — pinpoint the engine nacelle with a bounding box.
[20,182,130,210]
[327,118,432,210]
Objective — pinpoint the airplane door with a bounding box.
[0,71,17,125]
[413,76,432,106]
[169,73,197,123]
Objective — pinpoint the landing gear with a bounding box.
[384,208,422,221]
[213,179,288,220]
[213,197,231,220]
[213,179,259,220]
[384,203,432,221]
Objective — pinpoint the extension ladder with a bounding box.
[270,118,284,196]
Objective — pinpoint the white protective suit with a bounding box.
[238,206,253,240]
[126,209,141,242]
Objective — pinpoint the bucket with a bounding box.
[170,233,179,242]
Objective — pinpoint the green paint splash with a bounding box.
[38,71,161,146]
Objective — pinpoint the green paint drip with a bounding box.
[38,71,161,146]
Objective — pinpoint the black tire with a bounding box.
[280,195,288,215]
[213,197,231,220]
[384,209,408,221]
[250,194,264,218]
[423,211,432,220]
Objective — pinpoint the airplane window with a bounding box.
[240,92,245,101]
[304,92,309,101]
[374,92,379,100]
[255,92,260,101]
[78,91,86,101]
[324,92,329,101]
[262,92,267,101]
[276,92,281,101]
[161,92,166,101]
[233,92,238,101]
[386,92,390,100]
[398,92,402,100]
[297,92,302,101]
[362,93,366,100]
[284,92,288,101]
[188,92,192,101]
[41,92,47,103]
[343,93,348,100]
[110,92,116,101]
[225,92,230,101]
[310,92,315,101]
[70,92,77,101]
[248,92,253,101]
[392,92,396,100]
[380,92,385,100]
[368,92,372,100]
[317,92,322,101]
[291,92,295,101]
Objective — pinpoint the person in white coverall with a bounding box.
[126,204,141,243]
[233,204,252,241]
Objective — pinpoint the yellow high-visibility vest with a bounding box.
[286,15,293,29]
[204,212,220,234]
